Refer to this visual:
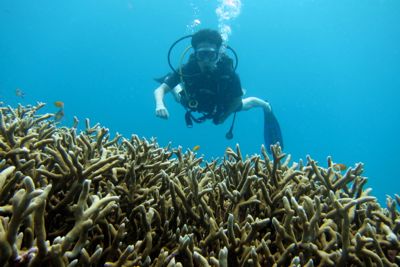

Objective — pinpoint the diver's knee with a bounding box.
[242,97,270,111]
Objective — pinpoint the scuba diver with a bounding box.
[153,29,283,153]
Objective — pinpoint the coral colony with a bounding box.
[0,102,399,266]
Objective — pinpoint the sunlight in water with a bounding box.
[216,0,242,41]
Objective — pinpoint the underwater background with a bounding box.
[0,0,399,204]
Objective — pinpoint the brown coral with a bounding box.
[0,102,399,266]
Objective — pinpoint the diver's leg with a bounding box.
[240,97,283,152]
[241,97,272,113]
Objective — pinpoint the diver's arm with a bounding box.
[154,83,172,119]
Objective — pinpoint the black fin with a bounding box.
[153,74,169,84]
[264,111,284,153]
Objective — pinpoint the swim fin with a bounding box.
[264,110,284,153]
[153,74,169,84]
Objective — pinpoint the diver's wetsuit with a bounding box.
[162,54,243,124]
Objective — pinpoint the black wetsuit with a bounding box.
[162,54,243,124]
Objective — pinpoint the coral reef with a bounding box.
[0,102,399,267]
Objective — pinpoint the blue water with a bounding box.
[1,0,399,204]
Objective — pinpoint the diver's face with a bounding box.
[195,42,219,72]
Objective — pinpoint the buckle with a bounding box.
[188,99,198,109]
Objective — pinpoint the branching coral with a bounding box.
[0,103,399,266]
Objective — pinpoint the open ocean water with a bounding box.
[0,0,399,204]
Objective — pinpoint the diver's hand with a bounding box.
[155,105,169,119]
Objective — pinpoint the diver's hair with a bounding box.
[191,29,223,49]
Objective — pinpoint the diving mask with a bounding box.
[195,47,218,62]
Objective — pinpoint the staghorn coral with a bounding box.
[0,102,399,267]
